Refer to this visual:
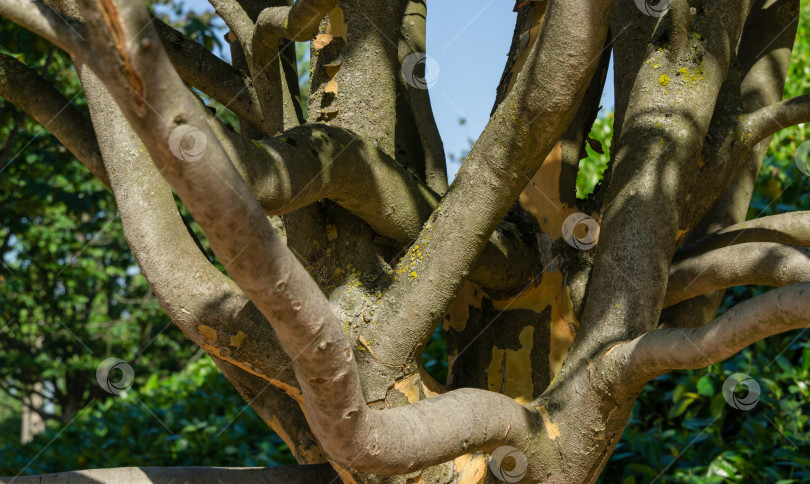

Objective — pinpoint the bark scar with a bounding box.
[95,0,147,115]
[536,405,560,440]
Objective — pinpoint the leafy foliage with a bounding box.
[0,357,293,475]
[0,17,196,427]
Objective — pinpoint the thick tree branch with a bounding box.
[569,0,755,359]
[0,0,266,132]
[676,211,810,260]
[209,119,538,294]
[71,0,539,473]
[743,94,810,145]
[151,18,266,132]
[624,282,810,377]
[0,52,109,188]
[254,0,337,42]
[76,64,297,391]
[0,465,338,483]
[664,243,810,308]
[398,0,447,193]
[660,0,799,329]
[376,0,614,355]
[0,0,90,65]
[208,0,253,48]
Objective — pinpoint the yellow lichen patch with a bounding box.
[455,453,488,484]
[443,281,484,332]
[677,65,705,86]
[536,406,561,440]
[326,224,338,241]
[486,326,535,404]
[394,372,422,404]
[659,74,670,86]
[197,324,218,344]
[229,330,248,349]
[519,142,579,240]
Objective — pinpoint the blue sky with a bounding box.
[180,0,614,179]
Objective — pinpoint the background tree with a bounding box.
[1,0,810,483]
[0,7,207,439]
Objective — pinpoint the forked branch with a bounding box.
[70,0,540,472]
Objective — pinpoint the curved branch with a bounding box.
[677,211,810,260]
[207,0,254,48]
[206,116,538,293]
[0,52,109,188]
[76,64,296,390]
[743,94,810,145]
[624,282,810,376]
[248,2,336,134]
[665,243,810,308]
[0,0,266,132]
[73,0,540,473]
[254,0,337,42]
[376,0,614,353]
[659,0,799,330]
[0,0,90,64]
[399,0,447,193]
[0,465,337,483]
[152,18,266,132]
